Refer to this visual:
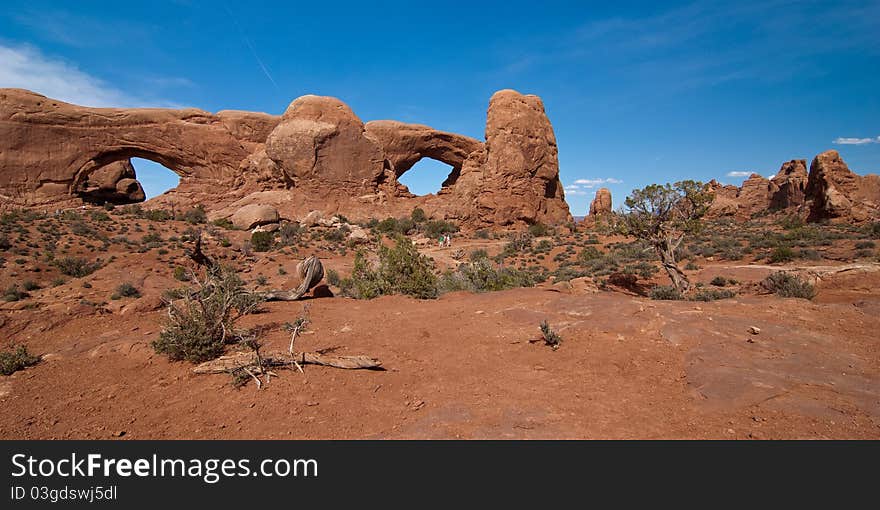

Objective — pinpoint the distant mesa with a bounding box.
[707,150,880,223]
[0,87,572,229]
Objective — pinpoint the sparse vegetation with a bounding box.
[761,271,817,299]
[0,345,40,376]
[111,282,141,300]
[250,231,274,252]
[53,256,102,277]
[152,266,264,363]
[650,285,684,300]
[341,236,438,299]
[539,320,562,350]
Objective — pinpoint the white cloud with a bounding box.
[833,136,879,145]
[0,44,179,108]
[572,177,623,188]
[726,171,752,178]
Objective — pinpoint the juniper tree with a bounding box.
[613,180,711,292]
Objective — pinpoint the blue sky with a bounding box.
[1,0,878,213]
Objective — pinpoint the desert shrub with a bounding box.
[710,276,729,287]
[778,215,805,230]
[504,232,533,254]
[142,209,173,222]
[179,206,207,224]
[867,222,880,239]
[469,249,489,262]
[112,282,140,300]
[799,249,822,260]
[650,285,684,300]
[474,229,490,239]
[439,258,537,293]
[341,236,438,299]
[528,222,551,237]
[279,223,305,245]
[691,288,736,301]
[423,220,458,239]
[212,218,235,229]
[539,320,562,350]
[3,284,29,302]
[410,207,427,224]
[173,266,190,282]
[761,271,816,299]
[250,231,274,252]
[375,217,414,235]
[22,280,40,291]
[326,269,341,287]
[142,232,163,244]
[324,228,347,242]
[577,246,602,264]
[0,234,10,251]
[0,345,40,375]
[624,261,658,279]
[684,261,700,270]
[855,241,876,250]
[769,246,795,264]
[53,256,102,277]
[152,266,264,362]
[534,239,553,253]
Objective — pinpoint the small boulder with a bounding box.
[231,204,279,230]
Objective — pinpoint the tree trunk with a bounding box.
[656,240,690,292]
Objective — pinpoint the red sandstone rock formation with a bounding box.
[588,188,612,217]
[805,150,880,222]
[706,151,879,222]
[0,88,571,227]
[769,159,808,211]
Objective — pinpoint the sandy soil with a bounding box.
[1,212,878,439]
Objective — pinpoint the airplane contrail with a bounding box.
[220,2,281,93]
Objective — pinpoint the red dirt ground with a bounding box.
[1,212,878,439]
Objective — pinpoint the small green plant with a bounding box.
[528,222,551,237]
[710,276,728,287]
[650,285,684,300]
[0,345,40,375]
[769,246,795,264]
[53,256,102,277]
[250,231,274,252]
[326,268,341,287]
[691,288,736,301]
[761,271,817,299]
[112,282,140,300]
[3,284,29,302]
[173,266,190,282]
[152,266,264,363]
[179,206,207,224]
[539,320,562,350]
[410,207,427,224]
[22,280,40,291]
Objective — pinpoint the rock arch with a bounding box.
[364,120,484,191]
[0,88,251,205]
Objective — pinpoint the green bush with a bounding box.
[173,266,189,282]
[691,288,736,301]
[22,280,40,291]
[410,207,427,224]
[340,236,438,299]
[423,220,458,240]
[528,222,551,237]
[0,345,40,375]
[650,285,684,300]
[539,320,562,350]
[3,284,29,302]
[250,231,274,252]
[152,266,264,363]
[439,259,537,293]
[855,241,876,250]
[112,282,140,300]
[761,271,816,299]
[279,223,305,245]
[179,206,207,224]
[769,246,795,264]
[710,276,728,287]
[53,256,102,277]
[326,269,341,287]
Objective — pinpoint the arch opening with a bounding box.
[130,158,181,199]
[397,157,458,196]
